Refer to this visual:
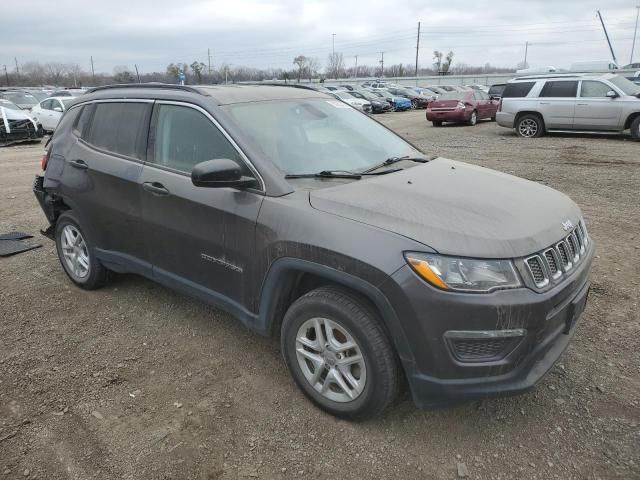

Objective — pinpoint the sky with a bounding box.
[2,0,639,75]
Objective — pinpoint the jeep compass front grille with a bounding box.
[524,220,590,288]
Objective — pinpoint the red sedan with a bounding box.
[426,91,498,126]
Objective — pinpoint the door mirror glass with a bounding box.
[606,90,618,98]
[191,159,256,189]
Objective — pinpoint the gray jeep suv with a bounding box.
[33,84,593,420]
[496,73,640,138]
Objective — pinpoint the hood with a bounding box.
[309,158,581,259]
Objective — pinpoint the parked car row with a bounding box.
[0,87,85,143]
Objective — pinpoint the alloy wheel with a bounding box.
[295,317,367,403]
[518,118,539,137]
[60,224,90,279]
[470,111,477,125]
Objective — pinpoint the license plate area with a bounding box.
[563,285,589,334]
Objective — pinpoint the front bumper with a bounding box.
[382,245,593,408]
[496,111,516,128]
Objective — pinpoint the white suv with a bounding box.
[496,73,640,139]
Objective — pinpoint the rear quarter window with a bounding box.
[502,82,536,98]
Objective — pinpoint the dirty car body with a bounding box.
[33,84,593,418]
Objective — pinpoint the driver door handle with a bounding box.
[142,182,170,196]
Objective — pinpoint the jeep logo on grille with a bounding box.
[562,220,574,231]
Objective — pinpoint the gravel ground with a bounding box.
[0,111,638,480]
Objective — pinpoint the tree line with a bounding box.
[2,53,515,88]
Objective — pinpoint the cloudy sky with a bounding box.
[2,0,639,75]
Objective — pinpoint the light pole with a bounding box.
[632,6,640,64]
[332,33,336,56]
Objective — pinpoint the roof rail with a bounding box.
[245,82,323,91]
[512,73,589,81]
[85,83,205,95]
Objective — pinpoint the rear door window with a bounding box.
[41,99,53,110]
[539,81,578,98]
[87,102,151,159]
[502,82,535,98]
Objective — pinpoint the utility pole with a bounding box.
[2,65,9,86]
[415,21,421,78]
[14,57,19,75]
[332,33,336,56]
[524,41,529,67]
[354,55,358,80]
[90,56,95,84]
[134,64,141,83]
[631,6,640,64]
[597,10,618,64]
[208,48,212,74]
[379,52,384,78]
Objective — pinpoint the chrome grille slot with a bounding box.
[523,220,590,289]
[525,255,549,287]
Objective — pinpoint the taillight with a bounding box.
[498,99,503,112]
[41,150,50,171]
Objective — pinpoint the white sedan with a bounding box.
[31,97,75,132]
[331,91,372,113]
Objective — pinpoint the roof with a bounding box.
[195,84,328,104]
[512,72,617,81]
[84,83,329,105]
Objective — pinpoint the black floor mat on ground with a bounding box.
[0,231,33,240]
[0,239,42,257]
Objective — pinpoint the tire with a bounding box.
[491,115,496,122]
[55,212,112,290]
[516,113,545,138]
[410,99,418,109]
[468,110,478,126]
[281,286,400,420]
[631,116,640,140]
[432,121,443,127]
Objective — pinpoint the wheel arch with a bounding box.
[514,110,545,128]
[623,111,640,130]
[257,257,416,366]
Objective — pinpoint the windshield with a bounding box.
[28,91,49,101]
[224,98,421,175]
[62,99,75,109]
[0,100,22,111]
[2,92,38,106]
[609,75,640,96]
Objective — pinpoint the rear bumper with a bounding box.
[496,112,516,128]
[426,109,469,122]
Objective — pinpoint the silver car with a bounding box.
[496,73,640,139]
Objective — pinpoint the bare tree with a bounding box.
[45,62,69,85]
[293,55,308,82]
[443,51,454,73]
[433,51,443,72]
[307,57,320,81]
[21,61,46,85]
[326,52,344,79]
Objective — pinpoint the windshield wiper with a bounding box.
[361,155,430,174]
[284,168,405,179]
[285,170,363,179]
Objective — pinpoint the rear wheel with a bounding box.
[410,99,418,109]
[630,116,640,140]
[516,113,544,138]
[281,286,400,420]
[55,212,112,290]
[468,110,478,126]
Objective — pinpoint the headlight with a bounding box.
[404,253,521,293]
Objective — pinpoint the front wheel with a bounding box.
[516,113,545,138]
[281,286,400,420]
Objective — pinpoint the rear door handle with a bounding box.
[69,159,88,170]
[539,102,550,105]
[142,182,170,196]
[577,103,588,106]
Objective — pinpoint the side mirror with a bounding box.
[53,106,63,112]
[606,90,618,98]
[191,159,257,189]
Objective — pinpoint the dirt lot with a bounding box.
[1,112,638,480]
